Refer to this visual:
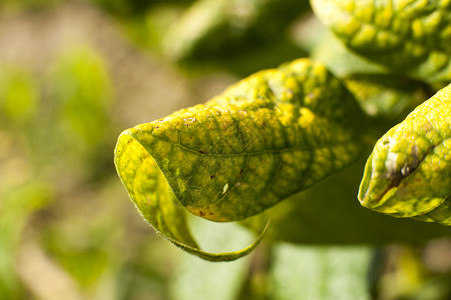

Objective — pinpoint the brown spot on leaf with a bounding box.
[383,145,435,197]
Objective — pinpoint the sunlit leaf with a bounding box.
[359,83,451,225]
[311,0,451,82]
[114,58,365,260]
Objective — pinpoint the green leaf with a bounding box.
[114,58,365,260]
[115,132,268,261]
[311,0,451,82]
[359,83,451,225]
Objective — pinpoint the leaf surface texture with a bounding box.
[359,83,451,225]
[114,58,365,259]
[312,0,451,82]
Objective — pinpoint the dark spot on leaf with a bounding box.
[199,211,205,217]
[199,150,209,154]
[210,174,216,179]
[239,168,244,175]
[385,145,434,189]
[387,172,404,188]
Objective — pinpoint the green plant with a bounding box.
[115,0,451,263]
[114,4,451,298]
[115,0,451,261]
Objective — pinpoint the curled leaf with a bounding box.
[359,83,451,225]
[311,0,451,82]
[114,132,269,261]
[115,58,365,259]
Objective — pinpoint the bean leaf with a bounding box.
[311,0,451,83]
[359,83,451,225]
[114,58,365,260]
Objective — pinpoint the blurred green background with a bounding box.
[2,1,451,299]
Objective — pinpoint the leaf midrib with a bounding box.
[144,131,356,158]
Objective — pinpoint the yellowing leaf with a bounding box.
[359,83,451,225]
[114,58,365,260]
[311,0,451,82]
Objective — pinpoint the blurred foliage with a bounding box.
[162,0,310,62]
[0,68,38,123]
[1,0,451,299]
[0,181,53,299]
[268,244,374,299]
[50,46,112,146]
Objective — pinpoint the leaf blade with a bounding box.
[312,0,451,82]
[119,58,365,222]
[115,130,270,261]
[115,58,366,260]
[359,83,451,224]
